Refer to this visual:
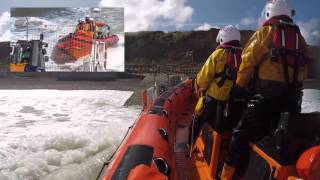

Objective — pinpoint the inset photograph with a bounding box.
[10,7,124,72]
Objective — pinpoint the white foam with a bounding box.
[0,90,141,180]
[28,17,55,27]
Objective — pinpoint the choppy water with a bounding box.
[301,89,320,113]
[10,8,124,72]
[0,90,141,180]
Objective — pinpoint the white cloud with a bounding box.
[240,16,256,26]
[0,11,11,42]
[311,30,320,38]
[195,23,219,31]
[298,18,320,46]
[99,0,194,32]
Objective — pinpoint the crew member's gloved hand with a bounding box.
[230,85,248,101]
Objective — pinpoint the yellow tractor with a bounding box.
[10,40,48,72]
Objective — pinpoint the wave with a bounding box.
[0,90,141,180]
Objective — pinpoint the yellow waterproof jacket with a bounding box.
[75,24,84,33]
[237,25,308,87]
[83,23,91,32]
[196,48,235,101]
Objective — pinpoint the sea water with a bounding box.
[0,90,140,180]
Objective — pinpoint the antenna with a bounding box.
[26,17,29,41]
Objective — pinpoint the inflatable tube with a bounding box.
[54,31,93,61]
[97,35,119,47]
[96,21,107,27]
[100,79,196,180]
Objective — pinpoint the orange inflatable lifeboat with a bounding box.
[51,21,119,64]
[59,31,93,60]
[97,79,320,180]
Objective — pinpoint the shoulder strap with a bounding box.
[214,46,242,88]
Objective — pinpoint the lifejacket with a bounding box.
[76,30,87,37]
[214,43,242,88]
[78,23,84,31]
[262,16,307,83]
[89,21,95,32]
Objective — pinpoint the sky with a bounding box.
[0,0,319,45]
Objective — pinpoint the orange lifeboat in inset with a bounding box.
[61,31,93,59]
[51,25,119,64]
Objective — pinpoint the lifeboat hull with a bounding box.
[100,79,197,180]
[52,32,119,64]
[51,31,94,64]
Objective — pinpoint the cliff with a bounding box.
[125,29,320,79]
[126,29,253,65]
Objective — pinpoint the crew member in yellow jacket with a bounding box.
[82,15,95,37]
[75,18,85,33]
[221,0,309,179]
[191,25,244,145]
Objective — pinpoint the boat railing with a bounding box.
[142,82,159,110]
[85,41,107,72]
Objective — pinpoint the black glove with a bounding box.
[230,85,248,101]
